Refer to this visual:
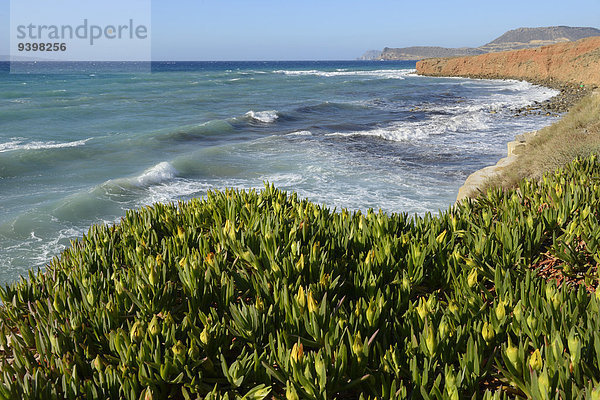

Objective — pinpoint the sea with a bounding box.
[0,61,559,284]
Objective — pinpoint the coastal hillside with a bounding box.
[416,36,600,87]
[362,26,600,61]
[478,26,600,52]
[378,46,484,61]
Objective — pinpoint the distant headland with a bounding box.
[359,26,600,60]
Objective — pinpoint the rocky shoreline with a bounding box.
[455,81,583,202]
[455,79,585,202]
[511,78,590,116]
[457,87,600,202]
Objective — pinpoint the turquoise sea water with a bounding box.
[0,61,559,284]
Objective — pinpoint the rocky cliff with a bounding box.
[416,36,600,88]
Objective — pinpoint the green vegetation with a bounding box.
[3,156,600,399]
[486,91,600,191]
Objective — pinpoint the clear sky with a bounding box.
[1,0,599,60]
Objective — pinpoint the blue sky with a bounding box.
[1,0,599,60]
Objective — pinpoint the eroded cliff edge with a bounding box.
[416,36,600,87]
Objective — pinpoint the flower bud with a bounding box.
[425,327,437,357]
[545,285,556,302]
[311,242,319,260]
[148,267,158,286]
[115,279,124,295]
[439,319,450,341]
[451,216,458,231]
[149,316,160,336]
[179,257,187,269]
[416,298,429,321]
[506,339,521,373]
[144,388,153,400]
[130,321,143,343]
[352,333,364,360]
[255,296,265,313]
[436,230,447,244]
[205,252,215,266]
[527,315,537,330]
[295,254,305,272]
[53,295,64,313]
[526,215,534,229]
[427,295,437,312]
[448,300,458,314]
[93,355,103,371]
[481,322,495,344]
[467,269,478,287]
[291,342,304,364]
[286,381,300,400]
[297,286,306,311]
[366,300,376,326]
[164,311,174,326]
[86,290,96,306]
[307,291,318,314]
[364,250,374,267]
[513,301,523,322]
[495,301,506,321]
[551,336,563,361]
[401,276,411,293]
[319,273,330,287]
[188,343,200,359]
[172,340,186,358]
[529,349,543,371]
[200,327,210,345]
[224,220,236,241]
[568,331,581,365]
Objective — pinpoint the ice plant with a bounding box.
[0,157,599,398]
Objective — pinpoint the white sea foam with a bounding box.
[0,138,90,153]
[142,179,257,207]
[327,106,491,142]
[136,162,178,186]
[273,69,415,80]
[245,110,279,123]
[286,130,313,136]
[98,162,179,198]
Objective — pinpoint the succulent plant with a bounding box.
[2,156,600,398]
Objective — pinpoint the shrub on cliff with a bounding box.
[2,156,600,399]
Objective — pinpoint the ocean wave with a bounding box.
[136,162,178,186]
[273,69,415,80]
[295,101,371,115]
[0,138,90,153]
[98,161,179,198]
[245,110,279,123]
[162,119,235,141]
[326,108,491,142]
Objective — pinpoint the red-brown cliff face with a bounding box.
[416,36,600,88]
